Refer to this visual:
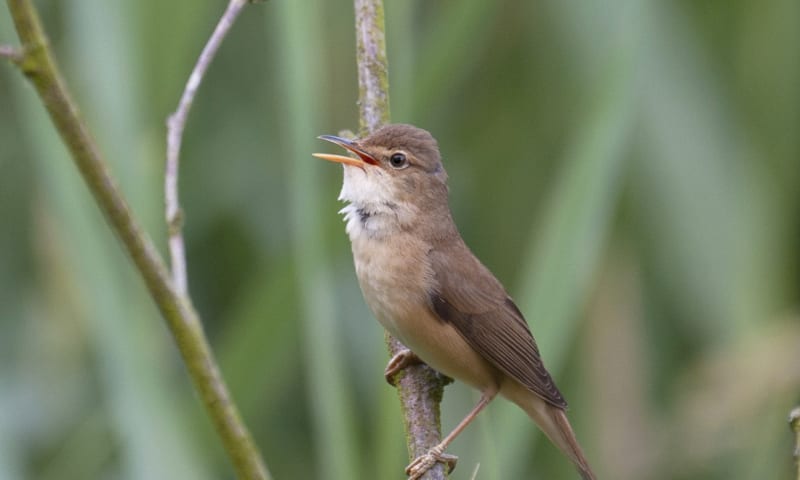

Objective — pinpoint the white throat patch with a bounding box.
[337,166,413,240]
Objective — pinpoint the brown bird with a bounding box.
[313,124,596,480]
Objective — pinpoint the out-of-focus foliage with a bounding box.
[0,1,797,479]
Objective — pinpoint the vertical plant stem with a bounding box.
[354,0,390,133]
[4,1,270,478]
[354,1,448,478]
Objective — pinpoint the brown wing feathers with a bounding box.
[427,238,567,409]
[430,293,567,408]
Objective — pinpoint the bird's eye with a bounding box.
[389,152,408,168]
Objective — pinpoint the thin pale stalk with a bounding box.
[4,1,270,478]
[166,0,248,294]
[353,0,448,478]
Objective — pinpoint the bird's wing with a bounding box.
[428,243,567,408]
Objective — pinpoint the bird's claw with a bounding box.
[384,349,422,386]
[405,445,457,479]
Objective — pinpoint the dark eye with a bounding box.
[389,152,408,168]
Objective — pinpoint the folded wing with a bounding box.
[428,242,567,409]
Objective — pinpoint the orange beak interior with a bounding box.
[312,135,378,169]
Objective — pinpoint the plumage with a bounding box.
[427,235,568,408]
[313,124,596,480]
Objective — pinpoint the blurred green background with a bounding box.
[1,0,798,479]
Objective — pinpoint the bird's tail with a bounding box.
[546,406,596,480]
[502,382,596,480]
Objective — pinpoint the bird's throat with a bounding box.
[338,201,399,241]
[338,167,408,241]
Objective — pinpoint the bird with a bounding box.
[312,124,596,480]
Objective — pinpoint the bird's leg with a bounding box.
[384,348,422,386]
[405,390,497,480]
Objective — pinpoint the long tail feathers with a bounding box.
[549,406,596,480]
[506,382,597,480]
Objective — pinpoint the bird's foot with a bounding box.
[384,349,422,386]
[405,445,457,479]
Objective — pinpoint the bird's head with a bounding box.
[313,124,450,232]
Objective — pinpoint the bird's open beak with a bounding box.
[312,135,379,169]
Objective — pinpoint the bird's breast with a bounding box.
[350,231,433,341]
[349,231,500,391]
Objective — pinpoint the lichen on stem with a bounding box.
[353,0,449,478]
[354,0,390,133]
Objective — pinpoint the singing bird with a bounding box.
[313,124,595,480]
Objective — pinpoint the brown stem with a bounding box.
[4,1,270,478]
[353,0,449,478]
[354,0,390,134]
